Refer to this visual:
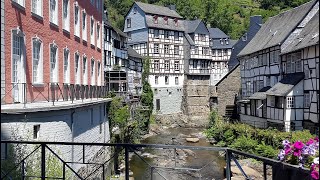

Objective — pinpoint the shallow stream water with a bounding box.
[130,127,226,180]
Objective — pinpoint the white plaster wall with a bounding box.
[149,75,184,87]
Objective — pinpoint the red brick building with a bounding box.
[3,0,104,104]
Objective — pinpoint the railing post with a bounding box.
[22,159,25,180]
[41,143,46,180]
[125,146,129,180]
[263,162,267,180]
[226,149,231,180]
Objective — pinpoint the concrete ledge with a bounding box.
[1,98,112,114]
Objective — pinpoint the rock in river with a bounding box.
[186,137,200,143]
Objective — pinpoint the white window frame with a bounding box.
[74,52,80,84]
[49,43,58,83]
[164,60,170,71]
[91,58,95,85]
[286,96,294,108]
[32,36,43,84]
[83,55,88,85]
[12,0,25,7]
[154,44,159,54]
[174,61,179,71]
[63,48,70,83]
[62,0,70,32]
[90,16,95,46]
[164,45,169,54]
[49,0,58,25]
[97,22,101,49]
[74,2,80,37]
[154,60,159,70]
[32,0,43,17]
[82,10,87,41]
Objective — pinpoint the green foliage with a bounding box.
[105,0,311,39]
[205,111,317,159]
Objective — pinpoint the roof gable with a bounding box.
[135,2,182,18]
[209,28,229,39]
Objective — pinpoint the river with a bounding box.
[129,127,226,180]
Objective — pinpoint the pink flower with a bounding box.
[311,170,319,180]
[293,149,301,157]
[285,148,292,155]
[314,137,319,142]
[294,141,304,150]
[307,139,315,145]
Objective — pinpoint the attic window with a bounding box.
[174,18,178,26]
[153,15,158,24]
[164,16,168,25]
[225,39,229,45]
[133,7,137,14]
[220,39,224,45]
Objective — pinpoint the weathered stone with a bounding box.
[186,137,200,143]
[231,165,263,178]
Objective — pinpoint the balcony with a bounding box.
[187,68,211,75]
[1,83,109,113]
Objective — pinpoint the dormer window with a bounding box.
[164,16,168,25]
[220,39,224,45]
[153,15,158,24]
[174,18,178,26]
[225,39,229,45]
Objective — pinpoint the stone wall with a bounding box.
[182,75,210,117]
[213,65,241,117]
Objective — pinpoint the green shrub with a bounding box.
[255,142,278,158]
[230,136,259,154]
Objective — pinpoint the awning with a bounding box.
[266,73,304,96]
[248,86,271,100]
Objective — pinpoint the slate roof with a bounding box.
[128,47,142,60]
[145,15,185,31]
[184,20,202,33]
[238,0,317,56]
[209,28,229,39]
[211,39,236,49]
[248,86,271,100]
[105,21,128,38]
[266,73,304,96]
[185,34,195,46]
[282,11,319,54]
[228,16,262,70]
[135,2,182,18]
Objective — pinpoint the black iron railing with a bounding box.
[0,140,311,180]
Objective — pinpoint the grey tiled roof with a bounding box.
[248,86,271,100]
[266,73,304,96]
[282,11,319,54]
[105,21,128,38]
[128,47,142,60]
[211,39,235,49]
[145,15,185,31]
[185,34,195,45]
[209,28,229,39]
[184,20,201,33]
[238,0,317,56]
[135,2,182,18]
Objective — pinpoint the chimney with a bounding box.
[250,15,262,26]
[168,5,176,11]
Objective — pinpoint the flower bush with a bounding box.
[278,137,319,179]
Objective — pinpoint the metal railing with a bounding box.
[1,83,107,106]
[0,140,311,180]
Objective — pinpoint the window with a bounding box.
[153,15,158,24]
[33,125,40,139]
[217,50,222,56]
[164,16,168,25]
[63,48,70,83]
[174,32,179,41]
[193,60,197,68]
[75,52,80,84]
[275,96,283,108]
[174,61,179,71]
[90,17,95,46]
[32,38,43,84]
[82,10,87,41]
[63,0,70,31]
[97,61,101,86]
[164,31,169,39]
[270,96,275,107]
[246,81,252,96]
[74,3,80,37]
[155,76,158,85]
[50,0,58,25]
[175,77,178,85]
[174,45,179,55]
[220,39,224,45]
[154,60,159,70]
[287,97,294,108]
[91,59,95,85]
[174,19,178,26]
[32,0,42,16]
[164,60,170,70]
[154,43,159,54]
[165,76,169,85]
[50,43,58,83]
[266,76,270,86]
[304,93,310,108]
[212,50,216,56]
[194,47,199,54]
[133,7,137,14]
[164,45,169,54]
[225,39,229,45]
[156,99,160,111]
[13,0,25,7]
[127,18,131,28]
[154,29,159,38]
[242,33,247,41]
[83,56,87,85]
[97,23,101,49]
[203,47,209,55]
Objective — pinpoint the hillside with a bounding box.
[104,0,312,39]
